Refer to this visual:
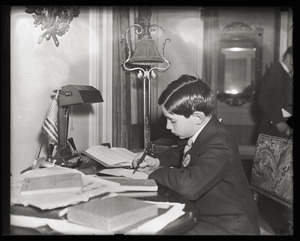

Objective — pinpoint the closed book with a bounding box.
[101,176,158,192]
[116,192,158,198]
[20,173,83,195]
[67,196,158,232]
[10,204,63,219]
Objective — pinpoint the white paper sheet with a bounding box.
[125,203,185,235]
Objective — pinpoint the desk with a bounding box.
[11,159,199,235]
[138,184,200,235]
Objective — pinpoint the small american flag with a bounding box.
[42,90,59,145]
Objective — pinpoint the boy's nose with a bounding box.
[166,121,172,130]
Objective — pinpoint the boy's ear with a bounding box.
[192,111,205,125]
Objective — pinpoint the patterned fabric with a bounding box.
[250,133,293,203]
[182,138,193,167]
[42,96,59,145]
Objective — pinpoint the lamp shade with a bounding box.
[58,85,103,106]
[129,39,165,66]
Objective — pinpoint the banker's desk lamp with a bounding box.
[51,85,103,162]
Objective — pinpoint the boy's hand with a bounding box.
[132,153,160,173]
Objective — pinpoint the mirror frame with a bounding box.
[217,21,263,106]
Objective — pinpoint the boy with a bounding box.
[132,74,260,235]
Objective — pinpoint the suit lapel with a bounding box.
[187,116,220,161]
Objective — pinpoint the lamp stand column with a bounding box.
[143,76,151,149]
[55,106,72,159]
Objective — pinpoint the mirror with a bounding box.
[217,22,263,106]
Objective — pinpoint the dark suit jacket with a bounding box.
[149,116,260,235]
[258,62,293,137]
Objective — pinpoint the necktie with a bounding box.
[182,138,193,167]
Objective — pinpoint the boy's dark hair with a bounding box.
[158,74,214,118]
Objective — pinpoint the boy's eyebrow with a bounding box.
[165,116,175,121]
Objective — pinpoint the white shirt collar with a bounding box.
[190,115,212,144]
[280,61,290,75]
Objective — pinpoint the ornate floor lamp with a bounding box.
[123,20,170,149]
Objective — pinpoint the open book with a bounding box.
[83,146,137,168]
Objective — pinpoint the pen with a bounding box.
[133,142,152,174]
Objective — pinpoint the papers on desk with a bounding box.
[11,197,185,235]
[11,166,120,210]
[11,167,185,235]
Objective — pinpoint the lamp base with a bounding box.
[52,146,79,168]
[55,146,73,158]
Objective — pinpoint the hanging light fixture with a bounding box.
[123,20,171,149]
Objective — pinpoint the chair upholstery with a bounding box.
[250,133,293,209]
[249,133,293,235]
[241,158,275,235]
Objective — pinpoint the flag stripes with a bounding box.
[42,96,59,145]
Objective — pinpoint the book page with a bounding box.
[110,147,138,160]
[84,146,136,167]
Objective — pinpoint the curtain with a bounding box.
[202,7,219,111]
[112,7,133,148]
[112,7,154,149]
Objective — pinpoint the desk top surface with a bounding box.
[11,158,200,235]
[11,184,199,235]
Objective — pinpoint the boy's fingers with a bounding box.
[138,157,151,167]
[138,160,149,167]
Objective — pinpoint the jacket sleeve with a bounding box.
[153,143,185,167]
[258,66,286,124]
[149,135,233,200]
